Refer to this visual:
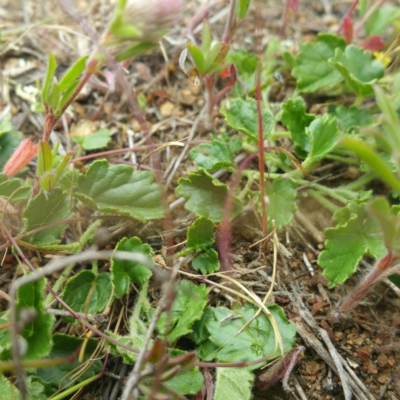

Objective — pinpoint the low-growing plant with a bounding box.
[1,0,400,399]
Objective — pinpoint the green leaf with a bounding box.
[25,377,48,400]
[263,178,297,230]
[214,368,254,400]
[37,141,53,176]
[281,96,315,155]
[190,139,234,171]
[106,330,146,364]
[201,21,212,55]
[176,170,242,222]
[236,0,251,19]
[368,197,400,256]
[35,334,101,392]
[0,114,13,137]
[74,160,164,221]
[341,136,400,194]
[188,307,213,345]
[292,33,346,92]
[57,80,80,113]
[47,81,60,109]
[0,173,25,198]
[0,126,23,171]
[329,45,384,97]
[164,351,204,395]
[156,280,207,343]
[330,105,372,132]
[187,42,206,75]
[318,201,386,287]
[0,374,21,399]
[303,114,340,169]
[58,55,88,92]
[116,41,156,62]
[220,97,274,142]
[187,217,215,250]
[226,50,258,76]
[22,188,74,246]
[17,277,55,359]
[203,303,296,369]
[365,5,400,36]
[72,129,112,150]
[111,237,153,298]
[192,248,220,275]
[204,42,230,75]
[62,271,112,315]
[42,53,57,102]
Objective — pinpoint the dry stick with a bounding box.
[8,249,160,400]
[165,106,206,188]
[120,258,183,400]
[289,288,375,400]
[293,291,352,400]
[222,0,237,44]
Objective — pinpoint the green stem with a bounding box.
[341,171,374,191]
[324,154,359,164]
[45,263,74,307]
[354,95,364,107]
[130,281,149,338]
[311,184,350,205]
[51,373,102,400]
[270,131,291,139]
[91,260,98,274]
[308,189,341,213]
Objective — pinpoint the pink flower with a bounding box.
[2,139,38,177]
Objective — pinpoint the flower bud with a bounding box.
[2,139,38,177]
[96,0,183,62]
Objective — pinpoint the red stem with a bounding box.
[337,253,399,314]
[255,2,268,240]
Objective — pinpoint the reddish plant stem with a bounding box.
[222,0,237,44]
[337,253,400,314]
[218,146,302,270]
[255,1,268,242]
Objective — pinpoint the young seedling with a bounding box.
[186,0,251,125]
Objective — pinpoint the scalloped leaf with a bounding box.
[190,139,234,171]
[22,188,74,246]
[17,278,55,360]
[111,237,153,298]
[156,280,208,343]
[201,303,296,369]
[220,97,273,142]
[74,160,164,222]
[176,170,242,222]
[262,178,297,230]
[214,368,254,400]
[292,33,346,92]
[318,201,386,287]
[62,271,112,316]
[281,96,315,155]
[329,45,384,97]
[303,114,340,170]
